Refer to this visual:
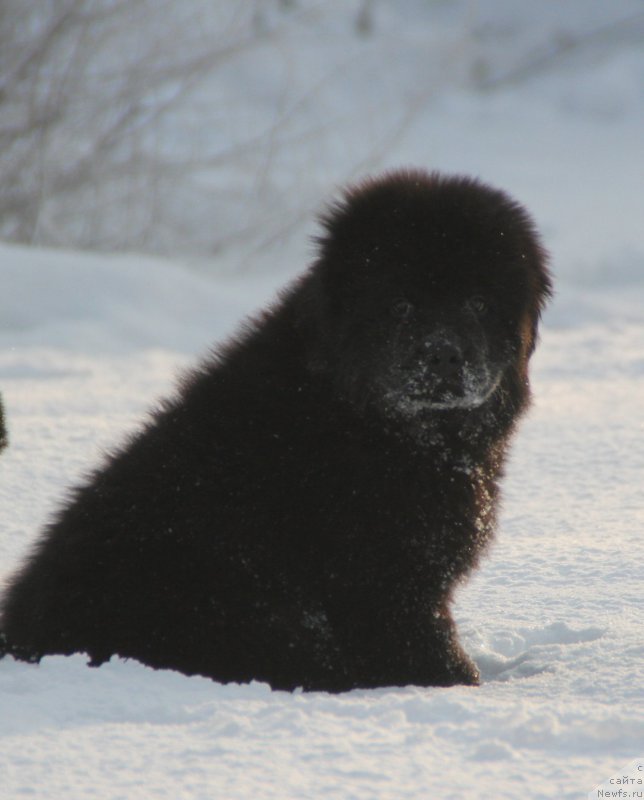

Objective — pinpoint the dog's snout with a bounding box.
[426,340,463,378]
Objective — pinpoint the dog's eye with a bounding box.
[391,299,414,320]
[469,296,488,314]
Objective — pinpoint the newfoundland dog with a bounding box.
[0,395,7,451]
[0,170,552,691]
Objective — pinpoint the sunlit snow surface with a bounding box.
[1,2,644,798]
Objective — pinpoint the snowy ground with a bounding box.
[1,2,644,799]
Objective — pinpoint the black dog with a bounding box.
[0,394,6,451]
[0,170,551,691]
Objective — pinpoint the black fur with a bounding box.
[0,170,552,691]
[0,394,7,451]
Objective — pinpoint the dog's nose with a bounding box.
[426,341,463,379]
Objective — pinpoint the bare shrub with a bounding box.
[0,0,274,252]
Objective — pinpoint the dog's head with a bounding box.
[300,170,552,431]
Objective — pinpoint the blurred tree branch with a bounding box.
[0,0,279,250]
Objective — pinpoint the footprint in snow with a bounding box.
[469,621,605,682]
